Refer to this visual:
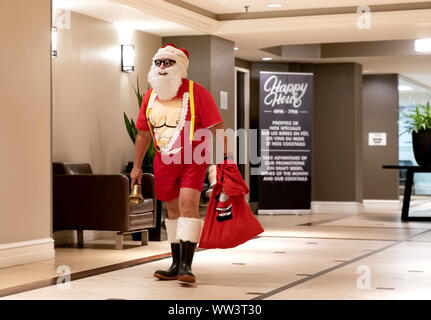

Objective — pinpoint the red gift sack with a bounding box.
[199,162,264,249]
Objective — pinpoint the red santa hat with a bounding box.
[153,43,189,78]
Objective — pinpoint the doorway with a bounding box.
[234,67,250,197]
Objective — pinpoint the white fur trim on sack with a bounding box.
[165,218,179,243]
[176,217,203,243]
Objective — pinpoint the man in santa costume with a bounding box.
[131,43,228,283]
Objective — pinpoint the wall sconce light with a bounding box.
[415,38,431,53]
[121,45,135,72]
[52,26,58,57]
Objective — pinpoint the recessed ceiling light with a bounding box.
[398,85,413,91]
[267,3,283,8]
[415,38,431,52]
[234,47,239,51]
[262,57,273,61]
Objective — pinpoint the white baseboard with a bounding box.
[311,201,364,214]
[258,209,311,215]
[258,201,397,215]
[363,199,401,212]
[0,238,55,269]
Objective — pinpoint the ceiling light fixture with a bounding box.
[267,3,283,8]
[415,38,431,52]
[262,57,273,61]
[234,47,239,51]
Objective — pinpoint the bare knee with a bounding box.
[166,198,180,219]
[179,197,199,218]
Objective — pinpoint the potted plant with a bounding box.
[124,77,155,173]
[402,102,431,166]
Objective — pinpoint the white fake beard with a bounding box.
[147,64,183,101]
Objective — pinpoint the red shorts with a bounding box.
[153,152,208,202]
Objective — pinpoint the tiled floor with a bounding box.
[0,239,171,291]
[2,210,431,300]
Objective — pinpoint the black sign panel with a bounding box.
[258,72,313,210]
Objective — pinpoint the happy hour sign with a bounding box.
[259,71,313,211]
[262,74,309,108]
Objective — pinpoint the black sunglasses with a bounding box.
[154,59,176,67]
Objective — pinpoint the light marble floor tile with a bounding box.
[4,285,107,300]
[0,239,172,290]
[264,287,365,300]
[2,212,431,300]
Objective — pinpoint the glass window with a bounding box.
[398,76,431,195]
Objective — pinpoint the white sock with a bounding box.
[219,192,229,202]
[176,217,203,243]
[165,218,179,244]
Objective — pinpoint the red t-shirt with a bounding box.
[136,78,223,132]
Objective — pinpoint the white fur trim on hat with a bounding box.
[165,218,179,243]
[153,45,189,78]
[176,217,203,243]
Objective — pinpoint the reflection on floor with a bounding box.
[408,196,431,216]
[1,210,431,300]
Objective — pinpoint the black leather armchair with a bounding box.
[53,162,156,249]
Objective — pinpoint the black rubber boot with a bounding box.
[178,240,198,283]
[154,243,180,280]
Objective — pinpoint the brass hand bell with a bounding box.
[129,184,144,204]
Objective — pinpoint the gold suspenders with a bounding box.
[189,80,195,141]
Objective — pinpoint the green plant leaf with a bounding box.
[123,112,136,144]
[131,118,138,140]
[133,76,143,108]
[401,101,431,134]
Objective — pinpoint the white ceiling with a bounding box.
[53,0,431,87]
[180,0,428,14]
[216,10,431,56]
[53,0,201,35]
